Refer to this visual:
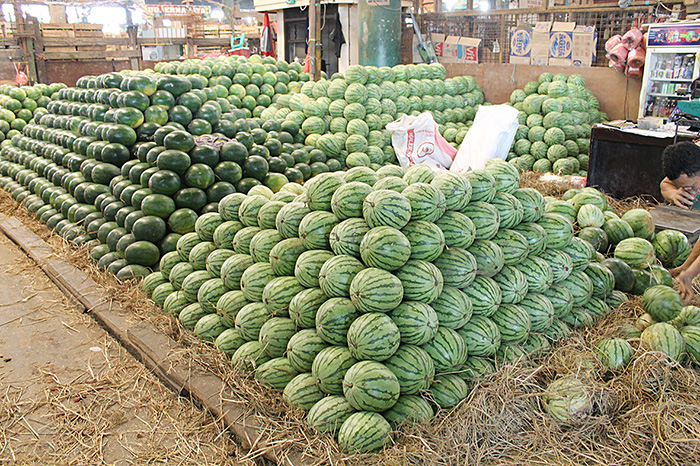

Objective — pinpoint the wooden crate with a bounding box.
[41,23,104,39]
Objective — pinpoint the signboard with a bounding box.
[146,5,211,17]
[648,23,700,47]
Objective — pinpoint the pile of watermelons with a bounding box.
[122,159,636,453]
[507,72,608,177]
[0,83,66,143]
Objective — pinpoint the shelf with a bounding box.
[648,93,689,98]
[649,77,693,82]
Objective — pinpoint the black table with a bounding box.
[587,125,695,201]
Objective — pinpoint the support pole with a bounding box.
[308,0,321,80]
[358,0,401,67]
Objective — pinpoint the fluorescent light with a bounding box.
[211,8,224,20]
[162,18,172,27]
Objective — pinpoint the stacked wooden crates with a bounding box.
[41,23,105,53]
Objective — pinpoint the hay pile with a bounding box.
[2,181,700,466]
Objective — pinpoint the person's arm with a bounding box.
[671,239,700,277]
[677,252,700,304]
[660,177,696,209]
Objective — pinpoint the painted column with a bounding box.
[357,0,401,67]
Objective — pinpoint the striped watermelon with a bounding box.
[305,173,345,211]
[195,213,222,242]
[495,342,527,364]
[344,167,379,186]
[143,271,168,297]
[463,276,502,317]
[349,268,404,313]
[403,164,436,184]
[180,270,212,302]
[197,278,227,313]
[330,218,371,259]
[491,304,531,343]
[435,211,475,249]
[653,229,691,269]
[621,208,655,240]
[286,328,328,373]
[189,242,216,270]
[583,262,615,299]
[484,159,520,194]
[512,222,548,256]
[513,188,545,223]
[631,268,660,296]
[389,301,439,345]
[163,292,190,317]
[235,302,269,341]
[298,211,339,250]
[255,357,299,390]
[283,372,325,410]
[363,189,412,229]
[560,270,594,306]
[606,290,629,308]
[319,254,365,298]
[331,182,373,220]
[429,374,468,409]
[492,229,530,266]
[359,226,411,271]
[491,192,524,229]
[232,341,272,371]
[338,412,392,453]
[522,333,551,358]
[383,345,435,395]
[307,395,356,434]
[269,238,307,277]
[561,237,595,272]
[383,395,434,425]
[401,220,446,262]
[461,201,500,241]
[560,306,595,329]
[543,318,572,340]
[519,293,555,332]
[642,285,683,322]
[602,219,633,247]
[259,317,296,358]
[257,201,286,230]
[537,248,573,283]
[216,290,248,327]
[421,327,468,372]
[576,204,605,228]
[214,327,246,355]
[176,233,201,262]
[578,226,608,253]
[545,200,577,224]
[373,176,408,193]
[152,283,175,307]
[249,229,283,263]
[670,305,700,329]
[430,286,472,330]
[289,288,327,329]
[430,171,472,211]
[680,326,700,363]
[315,297,360,345]
[601,258,635,293]
[543,284,574,318]
[262,277,304,316]
[238,195,269,227]
[433,247,477,288]
[232,226,262,255]
[169,262,194,290]
[458,356,496,383]
[537,213,574,249]
[463,170,497,203]
[641,322,685,361]
[347,313,401,361]
[294,250,335,288]
[493,265,529,305]
[240,262,276,302]
[218,193,247,221]
[193,314,227,342]
[614,237,656,269]
[584,297,610,319]
[514,256,553,294]
[312,346,358,395]
[205,249,235,278]
[276,202,312,239]
[395,260,444,304]
[213,220,244,249]
[343,360,400,411]
[220,254,254,290]
[401,182,447,222]
[469,239,505,278]
[457,315,501,357]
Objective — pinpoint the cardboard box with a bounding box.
[572,24,596,66]
[519,0,543,7]
[442,36,461,63]
[431,33,445,58]
[531,22,551,66]
[549,21,575,66]
[510,27,532,64]
[442,36,481,64]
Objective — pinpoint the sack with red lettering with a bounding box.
[386,112,457,171]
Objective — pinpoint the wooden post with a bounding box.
[308,0,321,80]
[24,25,38,84]
[32,19,47,83]
[186,36,195,58]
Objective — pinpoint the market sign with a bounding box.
[146,5,211,17]
[648,23,700,47]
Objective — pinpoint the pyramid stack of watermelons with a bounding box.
[507,72,608,177]
[129,159,629,453]
[0,83,66,143]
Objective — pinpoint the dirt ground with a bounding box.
[0,231,254,466]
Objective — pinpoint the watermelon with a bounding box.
[594,338,634,371]
[249,229,283,263]
[255,357,299,390]
[429,374,469,409]
[232,341,272,371]
[319,254,365,298]
[383,395,434,425]
[286,329,328,373]
[621,208,655,240]
[240,262,276,302]
[401,182,447,222]
[491,304,531,343]
[430,172,472,211]
[484,159,520,194]
[359,226,411,271]
[584,262,615,299]
[276,202,312,239]
[220,254,254,290]
[347,313,401,361]
[197,278,227,313]
[388,301,439,345]
[312,346,358,395]
[463,170,496,203]
[289,288,327,328]
[337,411,392,453]
[259,317,296,358]
[537,213,573,249]
[307,395,355,434]
[421,327,468,372]
[519,293,555,332]
[561,237,595,272]
[298,211,339,250]
[670,305,700,329]
[461,201,500,241]
[512,222,548,256]
[343,360,400,411]
[193,314,227,342]
[680,326,700,363]
[458,356,496,383]
[331,181,373,220]
[469,240,505,278]
[537,248,573,283]
[363,189,412,229]
[493,265,529,305]
[433,248,477,288]
[602,219,634,247]
[349,267,404,313]
[491,192,524,230]
[600,258,635,293]
[642,285,683,322]
[330,218,371,258]
[492,229,530,266]
[294,250,334,288]
[315,297,359,345]
[614,237,656,269]
[641,322,685,361]
[458,315,501,357]
[435,211,475,249]
[395,260,443,304]
[515,256,554,294]
[653,229,691,269]
[269,238,307,276]
[401,220,446,262]
[283,372,325,410]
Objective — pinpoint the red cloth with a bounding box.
[261,12,275,57]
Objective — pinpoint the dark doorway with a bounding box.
[284,5,339,77]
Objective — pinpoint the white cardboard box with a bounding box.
[531,22,551,66]
[572,24,596,66]
[510,27,532,64]
[549,21,575,66]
